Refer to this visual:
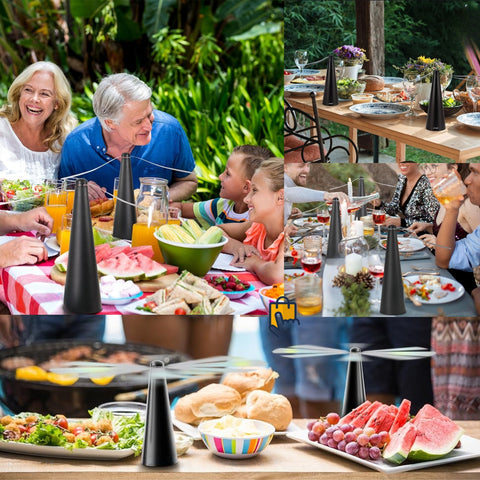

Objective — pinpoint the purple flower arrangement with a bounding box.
[333,45,368,65]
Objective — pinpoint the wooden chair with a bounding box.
[284,92,359,163]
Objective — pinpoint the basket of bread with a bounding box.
[453,89,476,112]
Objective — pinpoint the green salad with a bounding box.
[1,179,48,211]
[0,408,144,456]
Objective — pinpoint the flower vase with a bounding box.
[415,83,432,109]
[343,64,362,80]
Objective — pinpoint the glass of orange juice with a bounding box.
[431,170,467,205]
[61,179,76,213]
[46,184,67,236]
[113,177,119,206]
[58,213,72,254]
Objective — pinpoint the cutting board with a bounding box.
[50,265,179,292]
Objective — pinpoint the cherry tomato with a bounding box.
[143,301,157,311]
[174,308,187,315]
[6,189,15,198]
[409,288,417,296]
[111,431,119,443]
[54,417,68,429]
[442,283,456,292]
[32,185,43,193]
[73,425,85,436]
[18,425,29,434]
[90,433,97,445]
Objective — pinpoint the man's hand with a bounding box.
[17,207,53,239]
[383,216,401,227]
[408,222,432,235]
[87,181,107,201]
[324,192,350,205]
[0,236,48,268]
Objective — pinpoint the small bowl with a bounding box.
[351,93,374,104]
[97,401,147,418]
[198,417,275,459]
[259,285,284,311]
[206,276,255,299]
[284,71,295,84]
[419,100,464,117]
[154,231,228,277]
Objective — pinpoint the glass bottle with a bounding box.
[131,177,178,262]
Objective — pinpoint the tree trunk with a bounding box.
[355,0,385,76]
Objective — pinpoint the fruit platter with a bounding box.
[288,400,480,473]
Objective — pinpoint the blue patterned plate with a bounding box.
[457,112,480,130]
[349,102,410,119]
[284,84,325,96]
[288,68,323,76]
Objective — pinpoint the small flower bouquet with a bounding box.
[333,45,368,66]
[396,56,453,84]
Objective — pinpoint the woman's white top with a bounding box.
[0,117,60,183]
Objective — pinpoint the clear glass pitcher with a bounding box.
[136,177,169,225]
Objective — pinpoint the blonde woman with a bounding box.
[0,61,77,183]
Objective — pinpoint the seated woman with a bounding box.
[381,161,440,233]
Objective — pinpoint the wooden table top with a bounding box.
[0,421,479,479]
[286,93,480,162]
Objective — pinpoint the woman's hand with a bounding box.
[419,233,437,250]
[408,222,432,235]
[383,216,401,227]
[0,236,48,268]
[17,207,53,239]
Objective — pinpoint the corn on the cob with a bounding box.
[182,218,204,240]
[196,226,224,245]
[158,224,195,243]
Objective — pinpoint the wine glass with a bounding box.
[372,208,386,245]
[441,70,453,96]
[301,235,322,275]
[403,73,420,116]
[368,252,384,311]
[294,50,308,75]
[316,207,330,241]
[466,75,480,112]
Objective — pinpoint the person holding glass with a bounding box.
[378,161,440,234]
[0,61,77,184]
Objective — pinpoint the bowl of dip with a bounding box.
[198,415,275,459]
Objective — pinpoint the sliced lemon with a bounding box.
[46,372,79,386]
[16,366,48,382]
[90,376,115,385]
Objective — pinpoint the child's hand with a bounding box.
[231,245,261,264]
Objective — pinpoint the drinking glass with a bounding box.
[372,208,386,244]
[316,207,330,240]
[294,50,308,74]
[45,182,67,236]
[368,252,384,311]
[466,75,480,112]
[113,177,119,205]
[294,275,323,316]
[58,213,72,254]
[301,235,322,275]
[403,73,420,116]
[441,70,453,96]
[431,170,467,205]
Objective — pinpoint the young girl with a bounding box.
[223,157,284,285]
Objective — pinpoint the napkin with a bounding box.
[210,253,246,272]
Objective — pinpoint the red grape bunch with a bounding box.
[306,412,390,461]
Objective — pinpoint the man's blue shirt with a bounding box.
[59,110,195,194]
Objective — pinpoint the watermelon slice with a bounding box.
[383,422,417,465]
[128,245,154,259]
[132,253,167,279]
[95,243,113,263]
[364,403,397,433]
[408,404,464,461]
[338,400,372,425]
[97,253,145,281]
[108,245,131,257]
[389,398,411,435]
[350,400,383,428]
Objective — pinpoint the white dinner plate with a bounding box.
[284,84,325,96]
[44,236,60,256]
[0,440,135,460]
[287,431,480,474]
[292,217,323,228]
[171,410,301,441]
[380,237,425,253]
[101,291,143,305]
[403,275,465,304]
[457,112,480,130]
[122,298,156,315]
[349,102,410,119]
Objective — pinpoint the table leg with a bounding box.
[349,126,358,163]
[396,142,406,162]
[373,135,379,163]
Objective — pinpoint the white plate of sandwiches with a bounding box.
[171,368,299,439]
[122,270,232,314]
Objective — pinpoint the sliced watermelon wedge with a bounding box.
[339,400,372,425]
[364,403,397,433]
[97,253,144,281]
[350,400,383,428]
[95,243,113,263]
[389,398,411,435]
[383,421,417,465]
[128,245,154,259]
[132,253,167,279]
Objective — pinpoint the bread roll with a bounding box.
[246,390,293,431]
[362,75,385,92]
[222,368,279,399]
[174,383,242,425]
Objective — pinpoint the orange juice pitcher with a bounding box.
[131,177,173,263]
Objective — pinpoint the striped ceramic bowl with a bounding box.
[198,418,275,459]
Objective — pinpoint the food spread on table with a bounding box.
[290,74,325,84]
[1,179,47,211]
